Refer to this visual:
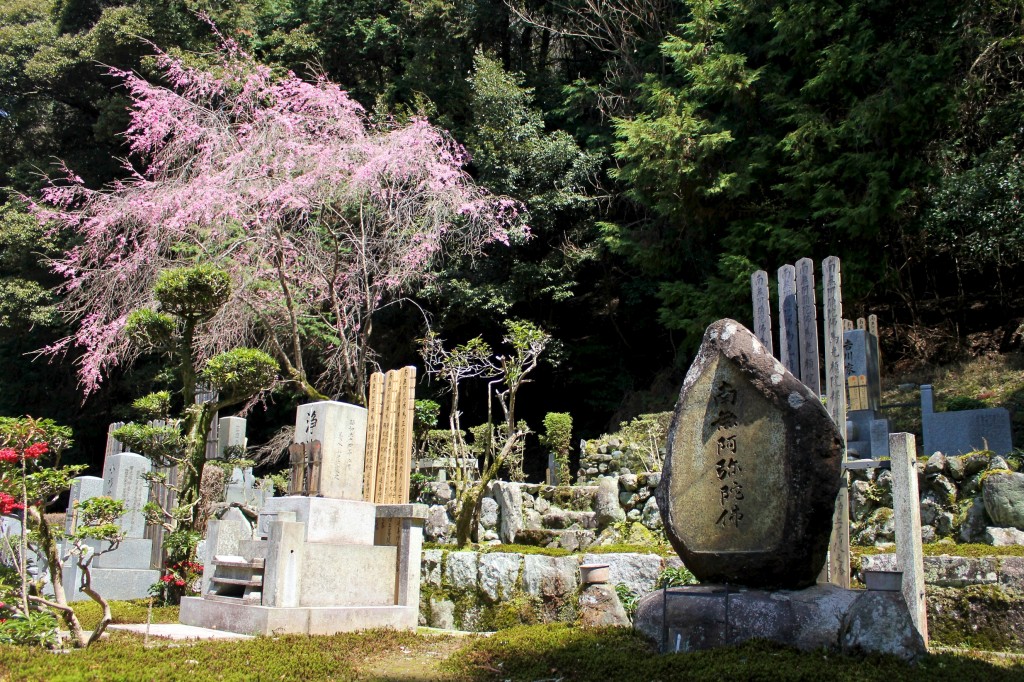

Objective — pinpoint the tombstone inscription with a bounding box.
[658,319,843,589]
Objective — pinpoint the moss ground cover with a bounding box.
[2,620,1023,681]
[853,542,1024,558]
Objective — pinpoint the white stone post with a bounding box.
[751,270,774,354]
[890,432,928,646]
[823,256,849,587]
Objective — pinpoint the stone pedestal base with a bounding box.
[179,597,417,635]
[633,584,926,661]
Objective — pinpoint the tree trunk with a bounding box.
[34,512,88,647]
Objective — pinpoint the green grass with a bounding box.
[68,599,181,631]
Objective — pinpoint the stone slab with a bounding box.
[295,401,368,500]
[90,537,154,569]
[259,496,376,544]
[65,567,161,602]
[921,385,1013,456]
[218,416,247,459]
[298,544,397,607]
[108,623,254,640]
[179,598,417,635]
[634,584,925,661]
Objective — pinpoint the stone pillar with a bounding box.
[890,432,928,646]
[822,256,849,588]
[795,257,820,395]
[294,401,368,500]
[263,520,305,608]
[751,270,774,354]
[777,264,799,374]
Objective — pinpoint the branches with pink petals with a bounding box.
[33,37,527,401]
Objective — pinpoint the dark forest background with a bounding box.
[2,0,1023,477]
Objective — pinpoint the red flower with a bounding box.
[174,579,185,587]
[0,493,19,515]
[0,449,18,464]
[161,574,173,583]
[23,442,48,459]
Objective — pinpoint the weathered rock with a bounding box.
[579,584,630,627]
[479,496,499,530]
[620,474,639,493]
[493,481,524,543]
[626,509,642,522]
[522,555,579,599]
[861,553,998,588]
[523,509,543,531]
[946,455,966,481]
[839,591,926,661]
[930,474,957,504]
[990,456,1010,471]
[478,553,521,603]
[850,480,876,522]
[641,497,662,530]
[426,504,451,542]
[920,525,937,543]
[936,512,955,536]
[542,510,569,529]
[985,527,1024,546]
[421,549,443,588]
[959,496,989,543]
[646,472,662,489]
[962,452,993,477]
[595,476,626,528]
[444,551,479,590]
[582,552,663,596]
[658,320,843,589]
[924,452,948,477]
[619,491,634,507]
[429,597,455,630]
[534,496,550,514]
[521,492,534,509]
[559,529,595,553]
[874,469,892,493]
[919,497,942,526]
[983,471,1024,530]
[423,481,453,504]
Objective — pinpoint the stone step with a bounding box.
[212,556,265,569]
[211,576,263,587]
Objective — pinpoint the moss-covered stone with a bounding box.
[929,584,1024,650]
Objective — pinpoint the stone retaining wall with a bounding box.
[419,549,681,631]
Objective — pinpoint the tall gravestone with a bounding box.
[102,452,152,538]
[658,319,844,588]
[294,401,368,500]
[65,476,104,534]
[218,416,247,459]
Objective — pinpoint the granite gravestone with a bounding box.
[658,319,844,589]
[294,401,368,500]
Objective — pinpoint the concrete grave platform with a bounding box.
[180,597,417,636]
[108,623,255,640]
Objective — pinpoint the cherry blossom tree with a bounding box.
[33,32,526,402]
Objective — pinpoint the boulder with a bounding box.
[478,553,521,603]
[425,504,451,542]
[429,597,455,630]
[595,476,626,528]
[983,471,1024,530]
[559,529,596,553]
[479,496,499,530]
[641,497,662,530]
[444,551,479,591]
[522,555,579,599]
[924,452,948,477]
[493,481,524,543]
[959,496,989,543]
[839,591,926,661]
[620,474,639,493]
[985,527,1024,547]
[579,584,630,627]
[421,549,443,588]
[658,319,842,589]
[582,552,663,596]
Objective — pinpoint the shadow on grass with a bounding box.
[442,624,1024,682]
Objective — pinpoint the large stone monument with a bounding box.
[640,319,926,660]
[658,319,843,589]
